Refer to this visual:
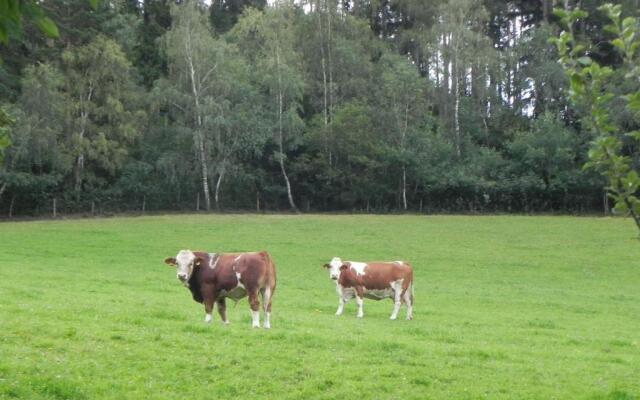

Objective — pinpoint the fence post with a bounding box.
[53,198,57,218]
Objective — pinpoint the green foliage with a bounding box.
[0,107,12,163]
[0,0,58,43]
[2,0,637,215]
[551,3,640,234]
[507,113,576,188]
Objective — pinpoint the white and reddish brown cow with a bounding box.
[164,250,276,328]
[324,257,413,320]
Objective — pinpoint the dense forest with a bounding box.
[1,0,639,216]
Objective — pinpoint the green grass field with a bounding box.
[1,214,639,399]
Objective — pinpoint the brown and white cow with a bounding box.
[323,257,413,320]
[164,250,276,328]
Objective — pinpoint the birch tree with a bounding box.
[62,35,143,202]
[233,3,305,211]
[378,53,426,210]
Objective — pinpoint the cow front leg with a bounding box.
[355,286,364,318]
[248,290,261,328]
[390,290,402,320]
[216,298,229,325]
[204,296,214,323]
[335,285,346,315]
[336,297,346,315]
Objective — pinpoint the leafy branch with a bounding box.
[551,4,640,235]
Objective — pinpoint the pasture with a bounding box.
[0,214,639,399]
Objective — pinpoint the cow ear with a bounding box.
[339,264,349,271]
[164,257,176,266]
[322,263,330,269]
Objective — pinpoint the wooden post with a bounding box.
[604,191,609,216]
[256,191,260,212]
[196,193,200,211]
[142,195,146,213]
[53,198,57,218]
[91,201,95,215]
[419,198,423,213]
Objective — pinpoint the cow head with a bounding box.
[164,250,203,284]
[323,257,344,281]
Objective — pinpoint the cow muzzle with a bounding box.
[177,273,188,282]
[331,275,338,280]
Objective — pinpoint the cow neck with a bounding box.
[186,270,203,303]
[185,252,212,304]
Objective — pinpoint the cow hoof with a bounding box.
[356,315,363,319]
[406,317,413,321]
[390,316,398,320]
[252,325,261,329]
[263,324,271,329]
[222,321,230,326]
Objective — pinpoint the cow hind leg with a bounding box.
[390,280,404,320]
[248,289,261,328]
[403,283,413,320]
[260,286,274,329]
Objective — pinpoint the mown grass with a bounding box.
[0,214,639,399]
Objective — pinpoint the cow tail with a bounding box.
[411,280,414,304]
[260,251,276,289]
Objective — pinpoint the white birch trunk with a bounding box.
[275,41,298,212]
[214,166,225,210]
[74,84,93,201]
[186,24,211,211]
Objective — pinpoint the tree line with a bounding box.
[0,0,638,216]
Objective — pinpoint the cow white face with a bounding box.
[164,250,201,284]
[324,257,343,281]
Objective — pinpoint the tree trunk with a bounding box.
[215,167,225,210]
[197,132,211,211]
[186,27,211,211]
[275,43,298,212]
[316,1,330,166]
[401,103,409,211]
[543,0,551,23]
[452,45,461,158]
[9,195,15,217]
[75,152,84,201]
[142,195,146,213]
[75,85,93,202]
[402,165,407,211]
[0,182,6,202]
